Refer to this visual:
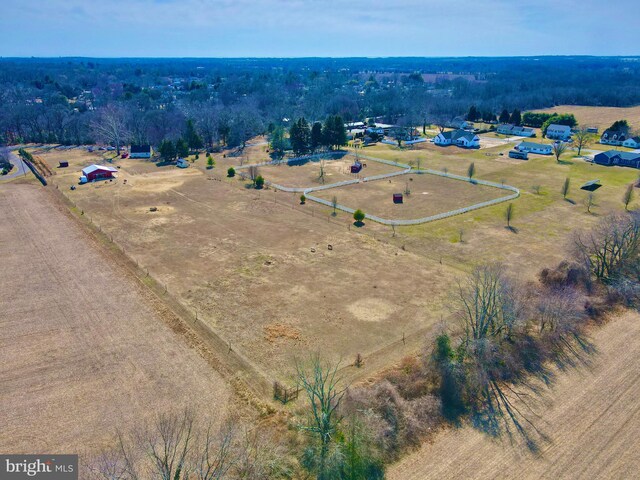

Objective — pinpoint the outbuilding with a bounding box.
[81,164,118,182]
[580,179,602,191]
[393,193,403,204]
[351,161,363,173]
[516,141,552,155]
[130,145,152,159]
[58,161,69,168]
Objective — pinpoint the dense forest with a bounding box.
[1,56,639,147]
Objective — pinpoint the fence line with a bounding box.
[232,151,520,226]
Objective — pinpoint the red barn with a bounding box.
[393,193,403,204]
[350,161,362,174]
[81,164,118,182]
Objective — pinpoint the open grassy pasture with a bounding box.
[531,104,640,132]
[34,138,640,387]
[40,148,460,384]
[314,173,508,221]
[0,183,231,453]
[355,142,640,277]
[389,310,640,480]
[258,155,404,188]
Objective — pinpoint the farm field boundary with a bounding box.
[49,183,273,403]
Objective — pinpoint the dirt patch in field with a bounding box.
[347,297,399,322]
[264,323,304,343]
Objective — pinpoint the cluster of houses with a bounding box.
[600,130,640,149]
[346,121,423,145]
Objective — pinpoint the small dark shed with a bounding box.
[59,161,69,168]
[351,161,362,174]
[393,193,403,204]
[580,179,602,191]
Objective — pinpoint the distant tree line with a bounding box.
[2,57,640,150]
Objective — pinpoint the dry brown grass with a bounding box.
[0,184,231,454]
[531,105,640,132]
[258,156,403,188]
[41,148,459,385]
[388,310,640,480]
[314,173,507,221]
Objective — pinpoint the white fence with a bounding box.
[233,150,520,226]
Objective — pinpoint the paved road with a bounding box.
[1,151,30,181]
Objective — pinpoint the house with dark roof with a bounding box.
[516,141,552,155]
[600,130,627,146]
[448,116,472,130]
[622,136,640,149]
[497,124,535,137]
[593,150,640,169]
[434,129,480,148]
[130,145,153,159]
[545,124,572,140]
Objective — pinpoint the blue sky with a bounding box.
[2,0,639,57]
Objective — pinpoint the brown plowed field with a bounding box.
[389,311,640,480]
[0,184,230,453]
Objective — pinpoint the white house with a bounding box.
[516,141,552,155]
[545,124,572,140]
[434,129,480,148]
[130,145,153,159]
[497,124,535,137]
[448,116,472,130]
[622,136,640,149]
[600,129,627,146]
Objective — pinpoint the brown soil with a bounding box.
[389,311,640,480]
[0,184,231,454]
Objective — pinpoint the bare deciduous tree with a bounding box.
[572,127,593,156]
[585,192,596,213]
[505,203,515,229]
[296,355,347,479]
[457,264,522,343]
[561,177,570,200]
[86,409,285,480]
[91,104,129,154]
[552,141,567,163]
[467,162,476,181]
[574,213,640,282]
[623,183,634,211]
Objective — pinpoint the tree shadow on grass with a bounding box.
[558,159,574,165]
[353,221,365,228]
[564,198,576,205]
[505,226,519,234]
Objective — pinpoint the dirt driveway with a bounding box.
[0,184,230,453]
